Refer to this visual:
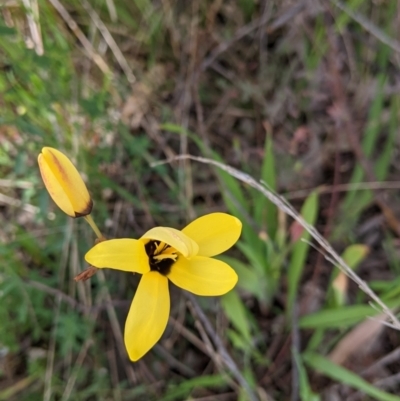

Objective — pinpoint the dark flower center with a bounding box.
[145,240,177,276]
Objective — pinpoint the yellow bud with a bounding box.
[38,147,93,218]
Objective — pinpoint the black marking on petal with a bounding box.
[74,199,94,218]
[145,240,177,276]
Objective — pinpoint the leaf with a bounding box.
[222,289,252,343]
[337,73,391,234]
[162,374,227,401]
[218,255,265,301]
[238,0,256,20]
[0,25,17,36]
[300,304,381,329]
[287,191,319,312]
[342,244,369,268]
[303,353,400,401]
[328,314,385,365]
[331,244,369,306]
[293,350,320,401]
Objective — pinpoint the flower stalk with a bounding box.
[84,214,104,240]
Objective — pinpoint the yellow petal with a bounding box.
[124,272,170,361]
[141,227,199,258]
[168,256,238,296]
[85,239,150,274]
[38,147,92,217]
[181,213,242,257]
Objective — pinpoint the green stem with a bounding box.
[84,214,103,239]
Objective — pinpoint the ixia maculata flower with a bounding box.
[85,213,241,361]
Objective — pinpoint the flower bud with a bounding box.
[38,147,93,217]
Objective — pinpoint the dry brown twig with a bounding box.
[21,0,43,55]
[152,155,400,331]
[25,279,130,313]
[198,1,307,77]
[331,0,400,54]
[185,292,261,401]
[48,0,112,77]
[284,181,400,200]
[0,192,39,214]
[81,0,136,84]
[96,269,138,385]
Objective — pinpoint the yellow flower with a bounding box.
[38,147,93,218]
[85,213,241,361]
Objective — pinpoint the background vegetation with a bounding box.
[1,0,400,400]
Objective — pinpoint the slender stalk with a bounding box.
[185,292,260,401]
[74,215,103,282]
[153,155,400,331]
[84,214,103,239]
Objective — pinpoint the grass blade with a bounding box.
[287,191,319,312]
[303,352,400,401]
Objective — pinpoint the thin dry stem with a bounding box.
[48,0,112,76]
[331,0,400,54]
[0,192,39,214]
[61,338,94,401]
[81,0,136,84]
[43,220,74,401]
[185,292,260,401]
[284,181,400,200]
[21,0,43,55]
[153,155,400,330]
[197,1,306,80]
[154,344,196,377]
[105,0,117,22]
[169,316,211,356]
[25,279,130,313]
[0,179,34,188]
[96,270,137,385]
[70,238,89,307]
[60,284,106,400]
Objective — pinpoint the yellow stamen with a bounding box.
[153,253,178,262]
[154,241,166,255]
[162,247,177,255]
